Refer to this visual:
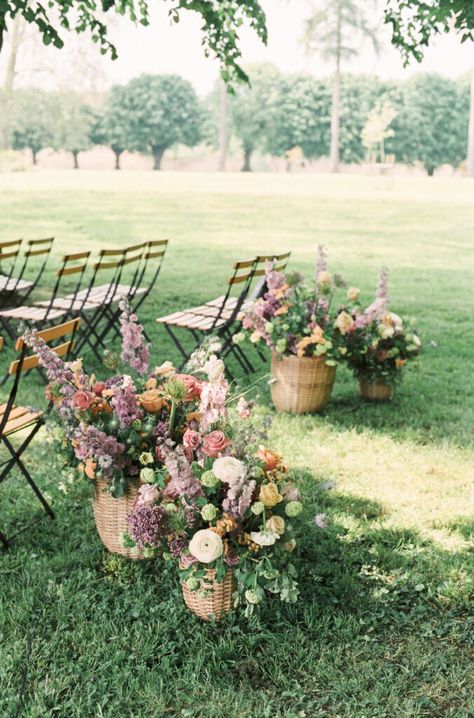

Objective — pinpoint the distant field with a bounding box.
[1,171,473,717]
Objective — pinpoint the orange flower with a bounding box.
[138,389,166,413]
[295,325,325,357]
[274,304,290,316]
[145,377,157,390]
[273,283,289,300]
[395,358,407,369]
[186,411,201,423]
[84,458,97,480]
[257,446,279,472]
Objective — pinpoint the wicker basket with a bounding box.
[270,353,336,414]
[181,568,235,621]
[359,379,392,401]
[92,477,144,559]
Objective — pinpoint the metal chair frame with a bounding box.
[0,237,55,308]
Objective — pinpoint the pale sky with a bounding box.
[2,0,474,95]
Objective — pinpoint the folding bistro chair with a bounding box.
[0,319,80,549]
[0,239,31,307]
[156,258,259,376]
[0,237,55,309]
[101,239,169,343]
[72,243,148,357]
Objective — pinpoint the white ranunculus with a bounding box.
[155,361,175,377]
[203,354,225,382]
[212,456,246,484]
[250,529,279,547]
[189,529,223,564]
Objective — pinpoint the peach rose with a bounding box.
[73,390,93,411]
[137,484,160,505]
[183,428,202,451]
[201,430,231,458]
[174,374,202,401]
[267,515,286,535]
[138,389,166,413]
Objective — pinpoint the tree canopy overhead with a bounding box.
[0,0,267,84]
[385,0,474,63]
[1,0,474,86]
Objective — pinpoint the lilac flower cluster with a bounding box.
[127,504,169,549]
[163,446,204,500]
[73,423,125,470]
[111,377,143,428]
[355,268,390,328]
[264,260,286,292]
[169,536,187,559]
[198,377,228,431]
[222,477,256,518]
[315,244,328,278]
[119,300,149,375]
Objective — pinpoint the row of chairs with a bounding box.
[0,237,55,307]
[0,239,168,380]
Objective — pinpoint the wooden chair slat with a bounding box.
[229,271,254,285]
[0,239,22,249]
[24,247,53,257]
[145,250,166,259]
[147,239,168,247]
[56,263,88,277]
[62,251,91,261]
[4,410,43,435]
[0,337,3,352]
[233,259,255,270]
[99,248,127,257]
[15,319,80,350]
[27,237,54,246]
[0,249,22,259]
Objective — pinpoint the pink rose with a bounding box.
[72,390,93,411]
[283,486,301,502]
[183,428,202,451]
[237,396,253,419]
[201,430,231,458]
[137,484,160,505]
[175,374,202,401]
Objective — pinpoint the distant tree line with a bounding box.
[1,67,470,176]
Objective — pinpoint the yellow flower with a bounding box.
[347,287,360,301]
[267,515,286,535]
[259,482,283,508]
[283,539,296,552]
[334,311,355,335]
[317,270,332,285]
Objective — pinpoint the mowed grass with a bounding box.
[0,170,473,718]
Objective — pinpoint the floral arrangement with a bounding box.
[236,246,348,365]
[22,303,318,616]
[340,268,421,386]
[122,356,309,616]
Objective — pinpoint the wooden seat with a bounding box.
[0,403,43,436]
[0,306,65,321]
[34,297,99,312]
[0,276,33,293]
[156,310,227,331]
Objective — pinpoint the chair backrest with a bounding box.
[41,252,91,321]
[0,319,80,436]
[15,237,55,302]
[0,239,23,284]
[130,239,168,310]
[85,245,132,306]
[208,258,258,328]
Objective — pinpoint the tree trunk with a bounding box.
[426,165,435,177]
[0,12,6,55]
[72,151,79,170]
[152,145,165,170]
[32,148,37,166]
[330,3,342,173]
[218,79,229,171]
[467,66,474,177]
[1,15,23,149]
[114,149,122,170]
[241,146,252,172]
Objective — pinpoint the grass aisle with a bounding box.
[0,171,473,717]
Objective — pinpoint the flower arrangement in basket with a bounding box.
[341,268,421,399]
[122,353,311,619]
[22,303,240,557]
[236,246,349,413]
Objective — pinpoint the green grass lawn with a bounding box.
[0,170,473,718]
